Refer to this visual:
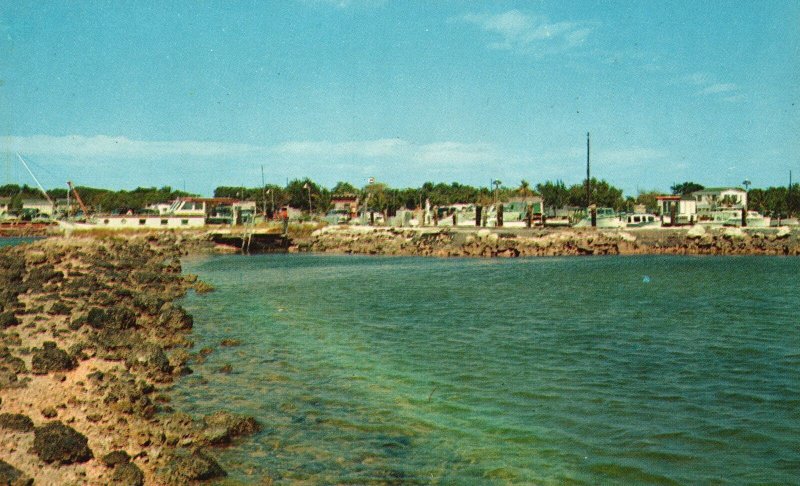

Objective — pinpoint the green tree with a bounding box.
[566,178,625,210]
[536,180,569,213]
[517,179,536,198]
[285,178,322,212]
[331,181,359,195]
[635,190,661,213]
[670,181,704,195]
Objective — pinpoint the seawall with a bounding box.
[294,225,800,257]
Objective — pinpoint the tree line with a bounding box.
[0,184,191,214]
[3,179,799,217]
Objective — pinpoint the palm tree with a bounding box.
[517,179,533,199]
[492,180,502,203]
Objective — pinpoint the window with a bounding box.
[181,219,189,225]
[161,219,168,225]
[139,219,146,225]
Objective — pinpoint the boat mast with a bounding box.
[16,153,54,210]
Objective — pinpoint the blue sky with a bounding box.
[1,1,798,196]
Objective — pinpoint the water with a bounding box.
[0,237,41,248]
[173,254,800,484]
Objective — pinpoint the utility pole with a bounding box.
[585,132,591,207]
[261,165,266,217]
[789,170,793,219]
[742,179,751,227]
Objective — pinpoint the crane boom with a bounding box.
[67,181,90,216]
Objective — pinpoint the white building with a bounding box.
[145,203,174,215]
[656,195,698,225]
[691,187,747,208]
[22,199,55,216]
[70,197,255,230]
[94,215,205,229]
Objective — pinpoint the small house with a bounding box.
[656,195,697,225]
[691,187,747,208]
[330,193,359,220]
[22,199,55,216]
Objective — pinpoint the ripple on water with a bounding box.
[173,254,800,484]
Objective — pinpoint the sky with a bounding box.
[1,0,798,197]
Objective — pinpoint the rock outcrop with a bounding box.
[32,421,93,464]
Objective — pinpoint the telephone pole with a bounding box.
[585,132,591,207]
[261,165,266,216]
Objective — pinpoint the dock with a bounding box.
[209,231,291,253]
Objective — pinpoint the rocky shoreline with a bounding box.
[2,225,797,484]
[295,225,800,257]
[0,234,263,485]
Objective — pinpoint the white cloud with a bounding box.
[723,94,746,103]
[677,72,742,100]
[457,10,595,54]
[1,134,264,159]
[699,83,737,95]
[298,0,386,8]
[413,142,497,165]
[680,72,712,86]
[273,139,408,158]
[2,135,499,167]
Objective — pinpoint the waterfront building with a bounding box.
[21,198,55,216]
[63,197,257,230]
[690,187,747,208]
[330,193,359,220]
[656,195,697,225]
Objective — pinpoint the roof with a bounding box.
[692,187,745,193]
[179,197,238,204]
[331,193,358,199]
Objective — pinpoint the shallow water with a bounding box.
[0,237,41,248]
[173,254,800,484]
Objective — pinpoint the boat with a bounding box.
[698,209,771,228]
[622,213,661,228]
[573,207,624,228]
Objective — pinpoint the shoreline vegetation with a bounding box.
[1,225,798,484]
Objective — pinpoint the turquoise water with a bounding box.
[173,254,800,484]
[0,237,40,248]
